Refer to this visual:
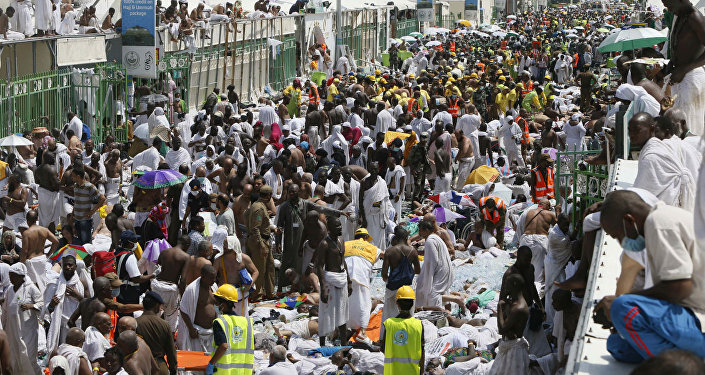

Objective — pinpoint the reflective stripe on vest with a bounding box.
[448,98,460,117]
[383,317,422,375]
[449,41,456,52]
[213,314,255,375]
[408,98,418,113]
[521,81,533,96]
[533,167,555,202]
[572,54,579,68]
[308,87,320,105]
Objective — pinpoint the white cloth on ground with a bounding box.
[318,270,349,337]
[415,233,453,308]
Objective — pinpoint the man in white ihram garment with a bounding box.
[344,228,381,343]
[45,255,85,354]
[177,267,217,351]
[10,0,32,36]
[543,214,572,326]
[2,263,43,374]
[359,162,392,251]
[629,112,695,211]
[457,108,482,169]
[385,157,406,221]
[415,220,453,309]
[165,136,192,170]
[35,0,53,36]
[374,102,394,140]
[499,115,525,167]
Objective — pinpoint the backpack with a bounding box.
[92,250,118,278]
[386,248,416,291]
[92,249,129,278]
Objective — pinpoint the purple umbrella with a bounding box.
[134,169,187,189]
[410,207,466,224]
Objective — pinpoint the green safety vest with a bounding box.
[212,314,255,375]
[383,317,423,375]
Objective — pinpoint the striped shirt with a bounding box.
[74,182,99,219]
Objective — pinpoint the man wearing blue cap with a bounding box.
[114,230,155,315]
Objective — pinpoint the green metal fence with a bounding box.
[269,35,298,92]
[395,18,419,39]
[0,64,127,141]
[555,149,609,230]
[436,14,457,29]
[0,69,72,138]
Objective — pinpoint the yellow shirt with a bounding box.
[507,89,518,107]
[496,92,510,113]
[327,84,339,101]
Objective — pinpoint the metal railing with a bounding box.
[395,18,419,39]
[0,64,126,141]
[554,149,609,230]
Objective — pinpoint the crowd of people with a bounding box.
[0,0,704,374]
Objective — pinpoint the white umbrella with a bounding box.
[506,15,517,19]
[492,31,507,38]
[566,34,579,39]
[425,40,441,47]
[401,35,416,42]
[472,30,490,38]
[574,26,585,30]
[133,123,150,142]
[424,27,451,36]
[0,134,32,147]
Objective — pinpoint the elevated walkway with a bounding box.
[564,158,638,374]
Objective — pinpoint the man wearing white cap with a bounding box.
[564,113,586,152]
[2,262,43,374]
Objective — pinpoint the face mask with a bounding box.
[214,304,222,315]
[621,219,646,252]
[112,288,120,297]
[190,189,199,196]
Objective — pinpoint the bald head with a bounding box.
[270,345,287,364]
[117,330,139,353]
[243,184,253,196]
[599,190,652,242]
[66,327,85,347]
[422,213,437,226]
[195,166,207,178]
[118,316,138,332]
[93,276,110,297]
[628,112,655,148]
[93,312,112,334]
[537,199,551,210]
[664,107,687,136]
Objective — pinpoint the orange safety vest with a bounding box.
[479,196,506,225]
[521,81,533,97]
[308,86,320,106]
[516,116,530,144]
[476,62,485,72]
[449,41,456,53]
[532,167,555,202]
[500,40,508,50]
[572,53,579,68]
[408,98,419,113]
[435,44,443,52]
[448,97,461,117]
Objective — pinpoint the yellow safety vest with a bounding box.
[383,317,423,375]
[212,314,255,375]
[344,239,379,264]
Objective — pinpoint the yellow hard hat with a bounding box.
[409,74,415,79]
[355,228,373,240]
[214,284,239,302]
[498,75,506,81]
[396,285,416,300]
[470,73,478,79]
[497,69,503,74]
[375,69,381,75]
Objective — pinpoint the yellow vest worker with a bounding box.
[382,286,424,375]
[207,284,255,375]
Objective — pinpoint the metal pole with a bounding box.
[336,0,342,61]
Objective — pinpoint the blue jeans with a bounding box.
[74,218,93,245]
[607,294,705,363]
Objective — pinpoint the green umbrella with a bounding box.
[598,27,667,53]
[410,32,423,38]
[507,31,520,38]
